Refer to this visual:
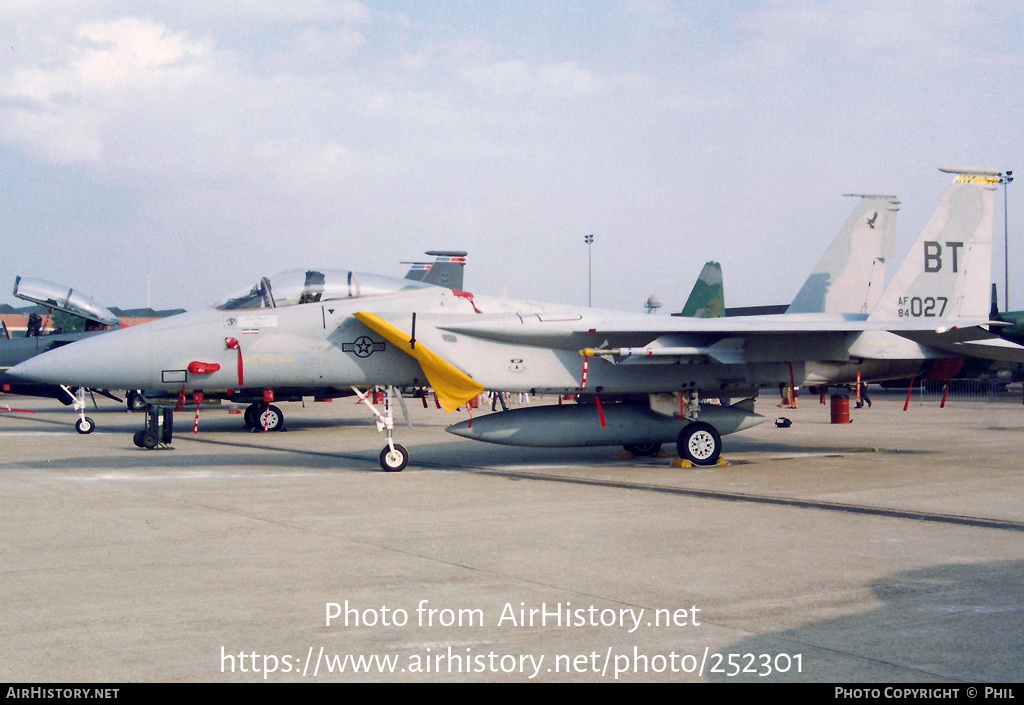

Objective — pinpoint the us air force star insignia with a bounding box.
[343,336,386,358]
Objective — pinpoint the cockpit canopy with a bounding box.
[13,276,120,327]
[215,269,431,311]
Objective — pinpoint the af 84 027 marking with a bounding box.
[898,296,948,318]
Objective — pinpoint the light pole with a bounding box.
[584,234,594,307]
[1000,171,1013,312]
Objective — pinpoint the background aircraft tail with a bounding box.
[403,250,467,290]
[869,167,999,322]
[787,194,900,315]
[676,261,724,318]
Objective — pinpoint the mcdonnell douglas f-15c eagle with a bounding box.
[11,168,1020,470]
[125,250,469,433]
[2,252,467,437]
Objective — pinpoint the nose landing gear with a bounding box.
[354,386,411,472]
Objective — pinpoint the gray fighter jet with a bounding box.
[1,277,122,433]
[11,168,1019,470]
[125,251,469,432]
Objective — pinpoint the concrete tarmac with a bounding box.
[1,390,1022,683]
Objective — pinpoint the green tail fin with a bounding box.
[678,262,724,318]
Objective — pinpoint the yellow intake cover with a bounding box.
[354,312,485,413]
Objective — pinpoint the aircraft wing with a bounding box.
[576,317,1024,364]
[429,312,1022,378]
[440,313,990,341]
[890,326,1024,362]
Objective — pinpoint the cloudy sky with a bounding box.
[2,1,1022,314]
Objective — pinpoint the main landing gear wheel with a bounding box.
[379,444,409,472]
[75,417,96,434]
[254,404,284,432]
[623,442,662,457]
[126,391,148,412]
[676,422,721,466]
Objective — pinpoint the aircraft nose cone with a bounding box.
[9,353,65,385]
[8,326,158,389]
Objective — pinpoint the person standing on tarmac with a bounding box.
[856,381,872,408]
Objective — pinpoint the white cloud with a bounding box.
[73,18,210,92]
[253,138,355,193]
[537,61,604,96]
[727,0,1011,74]
[209,0,371,25]
[462,59,607,99]
[0,2,1021,313]
[0,0,372,25]
[0,17,211,164]
[2,109,104,164]
[284,25,366,66]
[462,59,532,96]
[625,0,692,28]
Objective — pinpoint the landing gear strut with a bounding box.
[62,386,96,435]
[355,386,410,472]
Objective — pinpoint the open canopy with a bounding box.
[13,276,120,327]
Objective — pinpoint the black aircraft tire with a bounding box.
[623,442,662,457]
[75,417,96,435]
[379,444,409,472]
[676,422,721,466]
[257,405,284,432]
[243,403,258,428]
[126,391,148,412]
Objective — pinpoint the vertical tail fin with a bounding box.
[869,167,999,322]
[402,250,467,290]
[677,261,724,318]
[787,195,900,315]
